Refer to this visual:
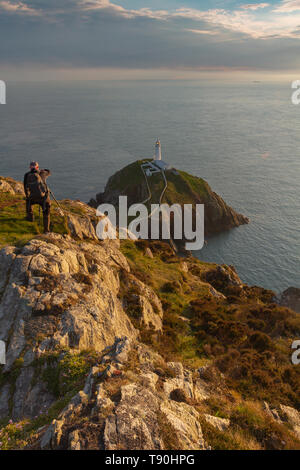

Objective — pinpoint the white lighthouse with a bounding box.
[154,139,162,161]
[141,139,172,175]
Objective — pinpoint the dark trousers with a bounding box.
[26,196,51,232]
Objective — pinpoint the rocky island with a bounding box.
[0,175,299,451]
[89,160,249,243]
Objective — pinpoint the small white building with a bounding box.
[141,139,172,176]
[153,160,171,170]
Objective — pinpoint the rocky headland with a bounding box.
[89,160,249,243]
[0,175,299,451]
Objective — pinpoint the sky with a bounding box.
[1,0,300,80]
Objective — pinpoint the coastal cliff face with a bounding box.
[89,160,249,239]
[0,177,299,450]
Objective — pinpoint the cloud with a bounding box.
[274,0,300,11]
[80,0,168,18]
[186,29,219,35]
[1,0,300,75]
[0,0,40,15]
[1,1,300,40]
[80,0,141,17]
[240,3,270,10]
[274,0,300,12]
[13,0,169,20]
[172,6,300,39]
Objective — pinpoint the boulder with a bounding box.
[280,404,300,439]
[204,414,230,432]
[0,177,24,195]
[121,274,163,332]
[104,383,164,450]
[161,400,205,450]
[163,362,194,399]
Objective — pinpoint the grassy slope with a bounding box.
[119,239,300,449]
[0,180,300,450]
[0,193,67,247]
[105,160,210,205]
[0,192,96,248]
[120,239,216,368]
[106,160,149,191]
[120,239,300,407]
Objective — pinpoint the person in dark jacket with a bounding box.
[24,161,51,233]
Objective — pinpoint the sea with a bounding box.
[0,80,299,293]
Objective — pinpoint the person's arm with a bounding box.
[40,169,51,183]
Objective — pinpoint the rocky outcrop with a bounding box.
[0,234,136,372]
[0,233,173,422]
[0,384,10,418]
[0,176,24,195]
[204,414,230,432]
[89,160,249,242]
[279,287,300,313]
[280,405,300,439]
[0,175,299,451]
[0,231,184,433]
[163,362,194,399]
[202,265,243,296]
[67,213,98,241]
[38,338,206,450]
[119,272,163,332]
[262,402,300,440]
[12,367,54,421]
[262,401,282,423]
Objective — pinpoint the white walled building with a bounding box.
[141,139,172,176]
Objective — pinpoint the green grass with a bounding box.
[120,239,211,297]
[120,239,214,366]
[33,349,101,399]
[0,192,68,247]
[105,159,211,206]
[199,416,260,450]
[0,190,98,247]
[0,194,40,247]
[106,159,150,192]
[177,170,209,200]
[164,170,210,204]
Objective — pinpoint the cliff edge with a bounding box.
[0,177,299,451]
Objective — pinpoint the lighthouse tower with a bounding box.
[154,139,162,161]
